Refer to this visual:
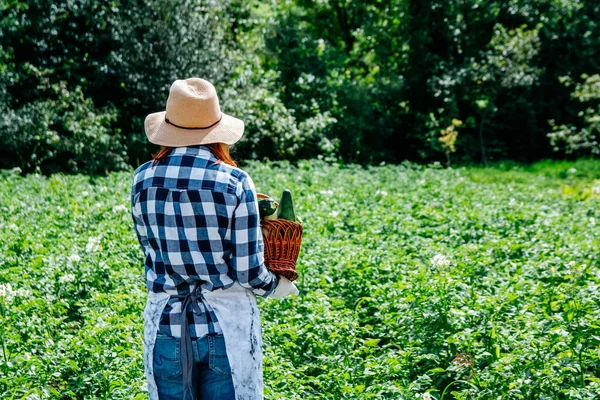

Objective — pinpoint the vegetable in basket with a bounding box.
[259,189,303,281]
[258,197,278,221]
[276,189,296,221]
[257,190,302,224]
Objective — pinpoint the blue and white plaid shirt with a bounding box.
[131,145,280,339]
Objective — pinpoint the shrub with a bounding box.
[548,74,600,156]
[0,83,127,174]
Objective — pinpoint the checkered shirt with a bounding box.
[131,145,279,339]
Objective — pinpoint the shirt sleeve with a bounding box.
[230,174,280,297]
[131,189,149,255]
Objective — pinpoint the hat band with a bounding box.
[164,113,222,130]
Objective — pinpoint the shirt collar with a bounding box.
[171,145,215,160]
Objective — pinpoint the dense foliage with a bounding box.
[1,0,599,172]
[266,0,600,164]
[1,159,599,398]
[0,0,323,173]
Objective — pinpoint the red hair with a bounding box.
[152,143,237,167]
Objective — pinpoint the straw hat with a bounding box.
[144,78,244,147]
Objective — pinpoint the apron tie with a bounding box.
[172,284,217,400]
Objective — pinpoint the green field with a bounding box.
[1,159,599,399]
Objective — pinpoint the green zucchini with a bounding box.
[277,189,296,221]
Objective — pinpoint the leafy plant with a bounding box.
[1,159,599,398]
[548,74,600,156]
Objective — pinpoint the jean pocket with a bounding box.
[208,335,232,376]
[153,333,182,379]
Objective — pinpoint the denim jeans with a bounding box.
[153,332,235,399]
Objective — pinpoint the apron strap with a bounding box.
[173,285,217,400]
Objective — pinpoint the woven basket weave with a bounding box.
[261,219,303,281]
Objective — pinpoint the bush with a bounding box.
[0,0,320,173]
[0,83,127,174]
[1,0,600,172]
[266,0,600,164]
[548,74,600,157]
[222,70,337,161]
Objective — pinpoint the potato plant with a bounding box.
[0,159,599,399]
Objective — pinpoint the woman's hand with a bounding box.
[267,276,299,299]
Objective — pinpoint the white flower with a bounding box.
[0,283,29,302]
[431,254,450,268]
[419,393,433,400]
[508,197,517,207]
[112,204,128,213]
[592,186,600,195]
[568,168,577,174]
[330,210,340,218]
[319,190,334,195]
[59,274,76,283]
[590,217,596,226]
[375,190,388,196]
[0,283,11,298]
[85,236,101,252]
[68,254,81,263]
[81,191,89,197]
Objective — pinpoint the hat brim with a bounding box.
[144,111,244,147]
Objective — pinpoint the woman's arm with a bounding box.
[131,191,149,254]
[230,174,280,297]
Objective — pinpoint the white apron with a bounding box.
[143,282,264,400]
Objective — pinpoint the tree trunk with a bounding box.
[479,109,488,166]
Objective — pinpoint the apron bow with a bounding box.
[173,284,218,400]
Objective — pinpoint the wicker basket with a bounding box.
[261,219,303,281]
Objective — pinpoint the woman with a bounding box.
[131,78,299,400]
